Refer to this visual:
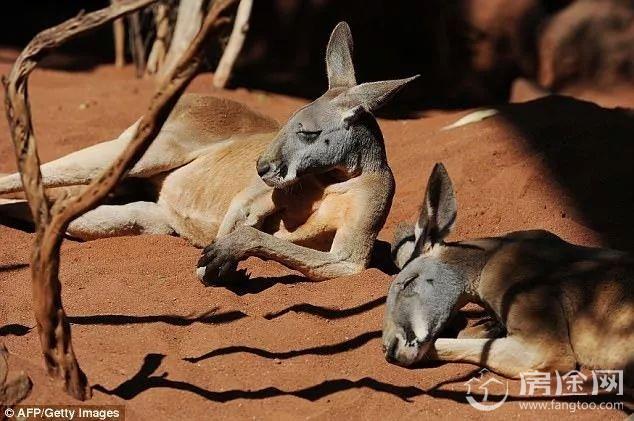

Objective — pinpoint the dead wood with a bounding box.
[127,11,146,76]
[213,0,253,88]
[2,0,237,400]
[113,16,126,67]
[158,0,204,83]
[146,2,170,75]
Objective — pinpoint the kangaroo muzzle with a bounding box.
[255,156,290,188]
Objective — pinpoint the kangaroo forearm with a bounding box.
[241,227,364,280]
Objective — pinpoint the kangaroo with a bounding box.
[0,22,418,283]
[383,163,633,379]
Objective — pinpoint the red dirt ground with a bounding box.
[0,50,632,420]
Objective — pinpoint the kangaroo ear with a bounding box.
[326,22,356,89]
[341,105,365,129]
[344,75,419,113]
[414,163,457,255]
[391,222,416,270]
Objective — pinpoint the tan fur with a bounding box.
[386,164,633,379]
[0,93,394,280]
[428,231,633,378]
[0,22,412,283]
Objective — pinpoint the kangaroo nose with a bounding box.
[256,160,271,177]
[384,339,398,363]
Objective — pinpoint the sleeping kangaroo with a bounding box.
[383,163,633,379]
[0,22,417,283]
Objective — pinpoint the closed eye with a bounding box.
[297,130,322,143]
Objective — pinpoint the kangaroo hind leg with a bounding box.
[67,201,174,241]
[0,121,141,195]
[428,336,575,379]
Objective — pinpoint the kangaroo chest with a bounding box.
[261,175,364,251]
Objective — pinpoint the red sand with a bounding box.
[0,52,632,420]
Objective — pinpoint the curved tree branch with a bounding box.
[2,0,238,400]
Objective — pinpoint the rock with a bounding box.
[538,0,634,89]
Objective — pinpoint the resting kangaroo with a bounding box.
[0,22,417,283]
[383,163,633,379]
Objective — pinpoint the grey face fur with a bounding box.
[256,22,418,188]
[383,255,464,366]
[383,163,465,366]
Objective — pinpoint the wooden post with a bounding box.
[112,0,126,68]
[113,17,126,67]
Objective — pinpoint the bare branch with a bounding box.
[158,0,204,83]
[1,0,237,401]
[2,0,160,401]
[4,0,158,225]
[54,0,238,229]
[213,0,253,88]
[146,2,170,75]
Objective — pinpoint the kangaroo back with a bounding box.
[0,94,280,197]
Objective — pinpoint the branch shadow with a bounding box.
[0,324,32,337]
[94,354,628,408]
[264,296,386,320]
[68,309,247,327]
[184,330,381,364]
[0,263,29,272]
[94,353,423,402]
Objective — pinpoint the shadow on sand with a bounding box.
[95,353,422,403]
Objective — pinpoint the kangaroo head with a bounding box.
[383,163,464,366]
[256,22,418,188]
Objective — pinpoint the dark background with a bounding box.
[0,0,580,106]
